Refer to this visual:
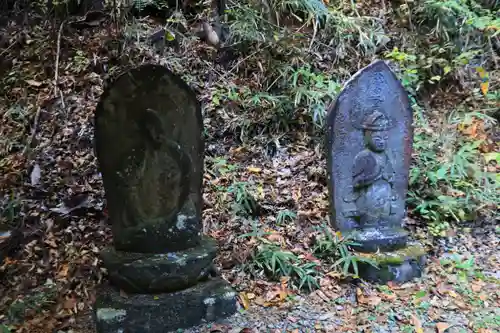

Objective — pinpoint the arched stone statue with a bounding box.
[93,65,236,332]
[326,60,425,283]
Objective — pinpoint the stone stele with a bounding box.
[93,64,237,332]
[326,60,426,283]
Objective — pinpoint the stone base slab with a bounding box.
[350,227,409,252]
[94,278,238,333]
[355,241,426,283]
[100,235,218,293]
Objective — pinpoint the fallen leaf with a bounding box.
[356,288,382,306]
[62,296,77,310]
[30,164,41,186]
[57,264,69,278]
[247,166,261,173]
[239,292,250,310]
[480,81,489,95]
[436,322,451,333]
[471,281,483,292]
[25,79,43,87]
[411,314,423,333]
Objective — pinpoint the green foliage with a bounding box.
[409,111,498,235]
[227,181,259,216]
[239,222,320,291]
[132,0,169,11]
[0,192,22,229]
[440,254,483,282]
[313,225,378,277]
[208,157,238,176]
[217,0,383,135]
[252,244,321,291]
[276,209,296,225]
[6,282,57,325]
[0,324,12,333]
[0,105,30,154]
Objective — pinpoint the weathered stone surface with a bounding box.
[94,279,238,333]
[355,242,426,283]
[100,235,217,293]
[93,64,237,331]
[326,60,413,252]
[94,64,204,253]
[326,60,426,283]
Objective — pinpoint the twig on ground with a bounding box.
[22,107,42,158]
[54,20,66,101]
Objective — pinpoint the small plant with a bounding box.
[72,50,90,73]
[313,225,378,277]
[228,181,259,216]
[208,157,238,176]
[0,324,12,333]
[276,209,296,225]
[440,254,478,280]
[276,64,341,129]
[239,222,321,291]
[1,192,23,229]
[250,243,321,291]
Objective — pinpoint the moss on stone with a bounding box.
[356,242,426,266]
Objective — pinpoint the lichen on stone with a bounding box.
[96,308,127,323]
[203,297,216,305]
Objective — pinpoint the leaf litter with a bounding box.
[0,5,498,333]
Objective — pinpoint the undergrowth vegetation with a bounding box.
[1,0,498,291]
[216,0,499,238]
[202,0,499,278]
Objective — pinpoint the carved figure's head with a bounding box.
[361,111,391,152]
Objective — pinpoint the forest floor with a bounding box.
[0,7,499,333]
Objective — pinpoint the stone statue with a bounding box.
[343,110,399,229]
[93,64,237,332]
[326,60,425,283]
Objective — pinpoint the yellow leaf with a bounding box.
[165,30,175,41]
[480,82,489,95]
[436,322,451,333]
[257,184,264,199]
[239,292,250,310]
[247,166,261,173]
[475,66,487,78]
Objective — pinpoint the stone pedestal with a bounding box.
[326,60,426,283]
[93,65,237,332]
[94,280,236,332]
[355,242,426,283]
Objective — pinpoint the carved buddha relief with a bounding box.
[343,111,398,228]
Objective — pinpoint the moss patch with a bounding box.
[356,242,426,266]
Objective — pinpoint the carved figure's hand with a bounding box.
[345,217,359,229]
